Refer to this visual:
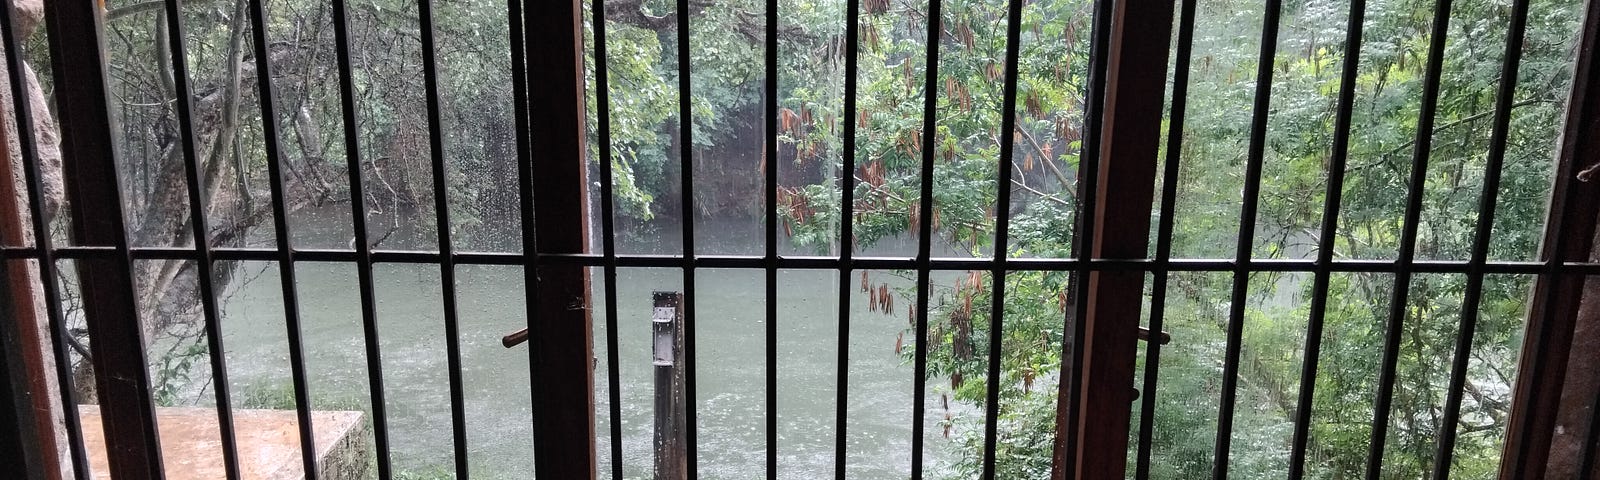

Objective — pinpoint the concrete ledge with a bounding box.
[78,405,370,480]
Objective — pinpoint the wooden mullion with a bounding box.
[522,0,597,478]
[1499,0,1600,476]
[1069,0,1176,476]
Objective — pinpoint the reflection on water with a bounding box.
[208,217,968,479]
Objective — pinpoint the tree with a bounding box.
[36,0,1584,475]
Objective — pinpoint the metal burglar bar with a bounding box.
[414,1,472,476]
[328,0,398,475]
[912,1,944,477]
[245,0,323,474]
[13,248,1600,273]
[1059,0,1110,472]
[592,0,628,476]
[764,0,780,477]
[1212,0,1284,474]
[675,0,701,475]
[6,0,1600,479]
[1134,0,1200,474]
[0,1,92,479]
[1365,0,1456,474]
[834,0,861,478]
[157,0,244,477]
[980,0,1026,476]
[42,0,166,478]
[1430,0,1532,474]
[1284,0,1364,474]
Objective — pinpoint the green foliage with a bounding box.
[748,0,1577,475]
[101,0,1581,474]
[152,339,211,407]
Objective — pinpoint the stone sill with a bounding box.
[77,405,369,480]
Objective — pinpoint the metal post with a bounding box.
[654,291,686,480]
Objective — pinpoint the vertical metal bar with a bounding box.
[1364,0,1453,475]
[1134,0,1199,474]
[979,0,1024,477]
[673,0,700,475]
[42,0,167,477]
[1071,0,1174,475]
[0,2,91,477]
[0,70,56,478]
[243,0,321,475]
[523,0,597,477]
[413,0,470,476]
[911,0,944,476]
[327,0,395,475]
[1057,0,1109,473]
[505,0,543,473]
[156,0,242,477]
[1285,0,1365,476]
[1427,0,1530,476]
[592,0,627,477]
[1499,0,1600,472]
[1211,0,1283,475]
[834,0,860,477]
[764,0,779,476]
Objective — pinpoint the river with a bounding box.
[206,214,976,479]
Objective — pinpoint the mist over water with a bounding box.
[211,211,977,479]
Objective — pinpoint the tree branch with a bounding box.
[106,0,166,21]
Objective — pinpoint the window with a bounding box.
[2,0,1598,479]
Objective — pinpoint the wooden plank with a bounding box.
[522,0,596,477]
[1499,0,1600,476]
[40,1,165,479]
[1070,0,1176,476]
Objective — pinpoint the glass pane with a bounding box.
[1142,271,1234,478]
[692,268,770,474]
[776,269,840,478]
[217,261,310,477]
[372,263,455,474]
[846,268,919,477]
[600,267,684,478]
[458,265,535,477]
